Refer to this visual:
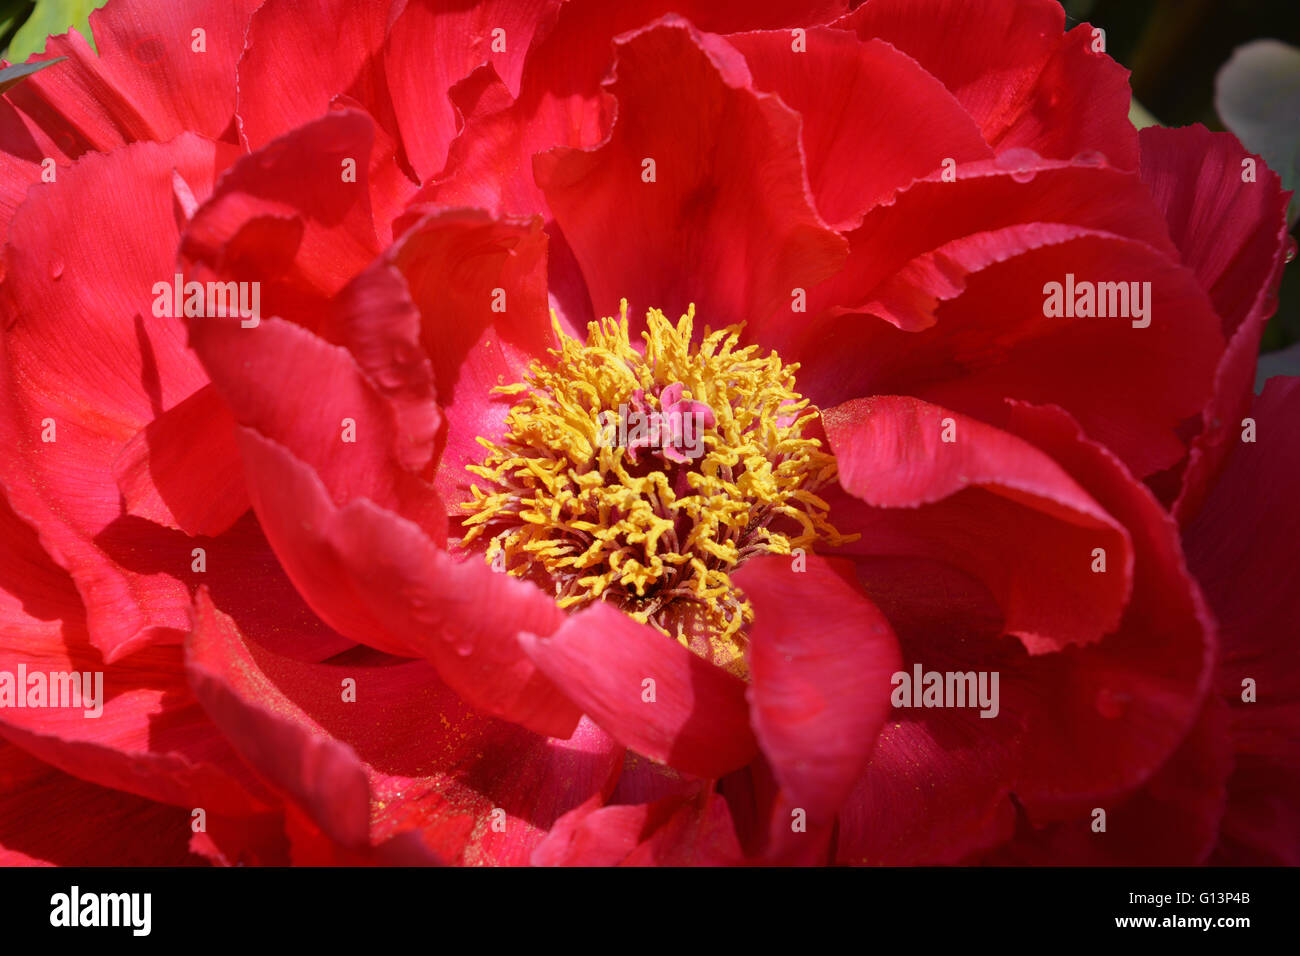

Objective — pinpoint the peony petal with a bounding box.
[836,0,1138,169]
[426,0,850,219]
[608,750,703,806]
[187,807,293,867]
[0,134,240,660]
[181,109,384,330]
[534,787,743,867]
[1140,126,1290,334]
[0,741,199,866]
[381,207,555,514]
[188,589,620,864]
[5,0,260,157]
[736,554,901,823]
[0,492,274,816]
[831,559,1019,864]
[534,18,846,329]
[187,511,357,665]
[236,1,426,238]
[328,93,420,242]
[233,428,580,737]
[835,401,1216,864]
[725,28,992,229]
[384,0,563,183]
[619,790,743,865]
[0,97,69,228]
[824,396,1132,652]
[784,159,1181,341]
[519,600,758,778]
[722,756,835,865]
[187,592,373,849]
[980,697,1232,865]
[909,239,1222,479]
[796,227,1224,479]
[531,794,682,866]
[1137,126,1292,523]
[192,315,445,536]
[319,259,441,474]
[237,0,397,157]
[113,383,249,537]
[1185,377,1300,864]
[281,803,443,865]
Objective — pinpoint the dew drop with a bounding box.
[401,588,438,625]
[440,628,475,656]
[49,258,63,280]
[374,366,406,390]
[994,147,1043,184]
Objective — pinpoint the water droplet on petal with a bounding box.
[49,258,63,280]
[439,628,475,657]
[1285,236,1297,263]
[994,147,1043,183]
[401,588,438,625]
[374,367,406,390]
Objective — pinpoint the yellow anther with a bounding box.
[460,301,854,676]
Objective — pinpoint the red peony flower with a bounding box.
[0,0,1294,866]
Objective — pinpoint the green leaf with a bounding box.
[7,0,108,62]
[0,1,36,51]
[1128,99,1161,131]
[0,54,63,92]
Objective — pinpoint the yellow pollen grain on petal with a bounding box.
[460,300,855,676]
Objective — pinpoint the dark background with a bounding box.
[1060,0,1300,351]
[1066,0,1296,127]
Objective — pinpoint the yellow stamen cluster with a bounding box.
[460,301,852,673]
